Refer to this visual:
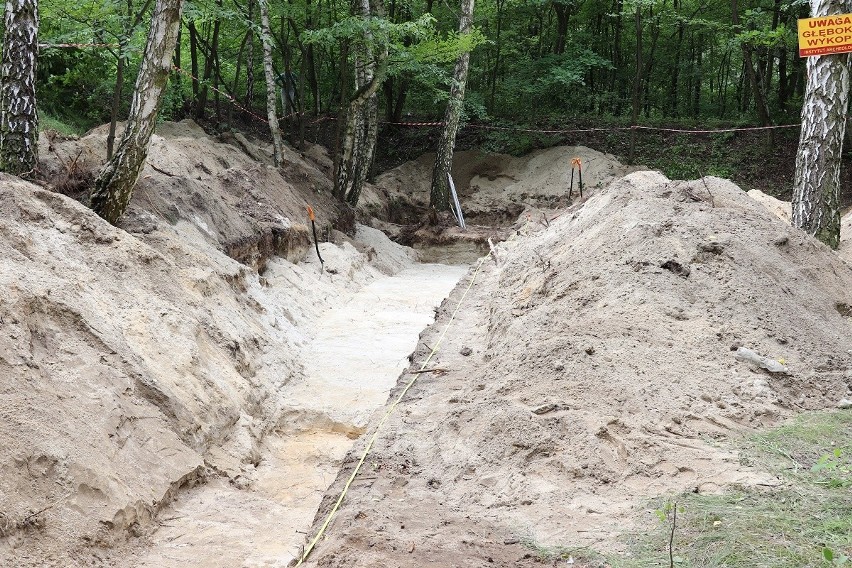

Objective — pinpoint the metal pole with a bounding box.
[447,172,466,230]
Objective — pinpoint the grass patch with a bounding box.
[40,113,88,137]
[614,412,852,568]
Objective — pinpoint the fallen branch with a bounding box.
[408,368,449,375]
[150,163,178,177]
[697,171,715,207]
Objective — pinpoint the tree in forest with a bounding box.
[90,0,183,225]
[792,0,850,250]
[333,0,388,206]
[259,0,284,166]
[732,0,772,127]
[105,0,154,159]
[429,0,475,212]
[0,0,40,177]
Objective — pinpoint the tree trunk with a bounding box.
[487,0,504,112]
[303,0,319,115]
[792,0,850,250]
[430,0,474,211]
[0,0,39,177]
[188,20,200,103]
[107,54,125,159]
[90,0,183,224]
[732,0,771,126]
[195,2,221,121]
[391,77,407,122]
[610,0,623,114]
[553,3,568,55]
[668,3,684,117]
[383,77,395,122]
[628,5,642,163]
[778,41,788,112]
[259,0,284,166]
[243,0,256,116]
[334,0,387,206]
[693,35,702,117]
[109,0,152,159]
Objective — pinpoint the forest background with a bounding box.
[31,0,852,207]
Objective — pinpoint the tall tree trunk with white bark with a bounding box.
[430,0,474,211]
[259,0,284,167]
[792,0,851,249]
[334,0,386,206]
[0,0,39,177]
[90,0,183,224]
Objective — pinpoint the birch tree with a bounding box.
[0,0,39,177]
[90,0,183,225]
[334,0,387,206]
[429,0,474,212]
[792,0,851,249]
[259,0,284,166]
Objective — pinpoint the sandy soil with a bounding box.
[0,122,463,567]
[372,146,642,226]
[125,263,466,568]
[301,172,852,567]
[3,121,851,568]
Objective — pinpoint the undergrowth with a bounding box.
[614,411,852,568]
[41,113,88,137]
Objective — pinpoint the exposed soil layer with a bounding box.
[0,122,451,567]
[4,119,852,568]
[125,263,466,568]
[371,146,640,228]
[302,172,852,567]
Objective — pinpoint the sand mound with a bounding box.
[40,119,344,271]
[0,128,422,566]
[373,146,639,225]
[303,172,852,566]
[746,189,852,266]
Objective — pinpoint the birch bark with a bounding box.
[792,0,851,249]
[334,0,386,206]
[259,0,284,166]
[430,0,474,211]
[0,0,39,177]
[90,0,183,224]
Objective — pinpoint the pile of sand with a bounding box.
[303,171,852,566]
[0,123,418,566]
[372,146,639,226]
[40,119,345,270]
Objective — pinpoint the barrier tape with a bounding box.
[468,122,802,134]
[171,65,309,127]
[294,255,489,566]
[42,43,804,137]
[39,42,121,49]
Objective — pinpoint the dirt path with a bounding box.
[129,263,468,568]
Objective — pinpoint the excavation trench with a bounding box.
[134,262,468,568]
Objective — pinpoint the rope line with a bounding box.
[465,122,802,134]
[40,42,121,49]
[295,255,489,566]
[44,43,804,137]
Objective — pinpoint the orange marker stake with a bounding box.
[570,157,583,198]
[307,205,324,271]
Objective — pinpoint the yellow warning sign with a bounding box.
[798,14,852,57]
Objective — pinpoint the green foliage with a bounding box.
[811,448,852,488]
[38,0,152,128]
[403,26,486,67]
[29,0,815,154]
[40,113,87,136]
[39,46,119,128]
